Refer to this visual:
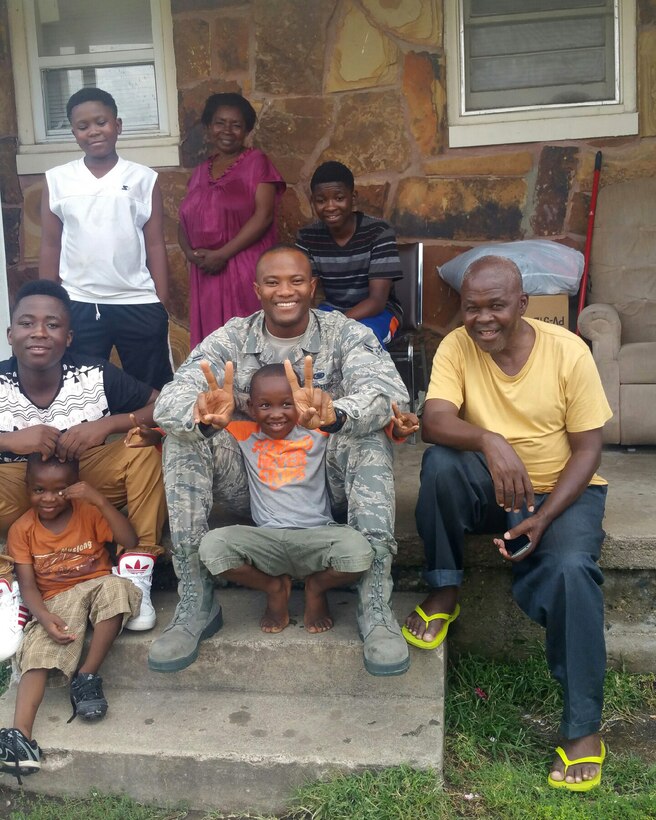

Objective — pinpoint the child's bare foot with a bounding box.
[260,575,292,633]
[304,576,334,633]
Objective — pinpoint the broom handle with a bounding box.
[576,151,603,333]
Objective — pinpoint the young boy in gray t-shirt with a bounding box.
[198,363,374,635]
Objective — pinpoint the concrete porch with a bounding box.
[0,442,652,813]
[0,588,445,814]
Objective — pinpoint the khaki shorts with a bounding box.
[199,524,374,579]
[16,574,141,685]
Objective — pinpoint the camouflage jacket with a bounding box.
[154,309,409,439]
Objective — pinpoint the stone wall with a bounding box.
[2,0,656,355]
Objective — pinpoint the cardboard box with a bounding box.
[524,294,569,328]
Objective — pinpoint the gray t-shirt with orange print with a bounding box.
[226,421,333,529]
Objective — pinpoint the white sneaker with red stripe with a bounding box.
[0,579,31,662]
[112,553,156,631]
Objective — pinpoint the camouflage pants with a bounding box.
[162,428,397,561]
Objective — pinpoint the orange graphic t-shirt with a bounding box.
[7,499,114,600]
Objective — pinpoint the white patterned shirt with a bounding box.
[0,354,152,462]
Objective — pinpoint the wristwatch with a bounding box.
[320,408,347,434]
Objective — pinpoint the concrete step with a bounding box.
[0,617,445,814]
[395,564,656,670]
[0,688,443,814]
[97,589,440,698]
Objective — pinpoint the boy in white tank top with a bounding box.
[39,87,173,391]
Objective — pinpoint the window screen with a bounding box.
[462,0,617,112]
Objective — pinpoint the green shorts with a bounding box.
[199,524,373,579]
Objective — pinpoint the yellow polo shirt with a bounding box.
[426,319,613,493]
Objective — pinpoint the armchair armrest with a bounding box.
[578,303,621,361]
[578,303,621,444]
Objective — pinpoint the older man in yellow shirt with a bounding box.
[405,255,612,792]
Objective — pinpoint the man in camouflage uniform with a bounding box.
[149,246,411,676]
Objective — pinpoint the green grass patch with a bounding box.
[446,650,560,765]
[283,756,656,820]
[446,757,656,820]
[287,651,656,820]
[604,666,656,721]
[285,766,450,820]
[3,791,192,820]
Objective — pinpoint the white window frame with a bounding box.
[8,0,180,173]
[444,0,638,148]
[0,212,9,360]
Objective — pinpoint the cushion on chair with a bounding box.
[620,385,656,444]
[618,343,656,384]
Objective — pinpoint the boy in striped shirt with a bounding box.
[296,161,403,344]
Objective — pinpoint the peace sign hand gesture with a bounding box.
[284,356,336,430]
[193,360,235,430]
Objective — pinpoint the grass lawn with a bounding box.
[1,651,655,819]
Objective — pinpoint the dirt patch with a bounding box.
[603,711,656,762]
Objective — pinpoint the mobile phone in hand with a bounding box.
[503,533,532,558]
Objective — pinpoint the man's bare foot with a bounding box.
[549,733,603,785]
[260,575,292,633]
[304,576,334,634]
[404,587,459,643]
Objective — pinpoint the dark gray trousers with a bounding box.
[416,445,607,739]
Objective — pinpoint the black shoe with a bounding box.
[68,672,108,722]
[0,727,41,784]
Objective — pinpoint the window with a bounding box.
[445,0,638,147]
[8,0,179,173]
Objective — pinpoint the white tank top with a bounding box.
[46,157,159,304]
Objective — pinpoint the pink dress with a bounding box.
[179,148,286,347]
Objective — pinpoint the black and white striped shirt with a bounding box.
[296,212,403,321]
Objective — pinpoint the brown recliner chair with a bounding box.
[578,177,656,445]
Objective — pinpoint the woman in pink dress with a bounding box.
[179,93,286,347]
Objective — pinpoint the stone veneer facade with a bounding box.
[2,0,656,362]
